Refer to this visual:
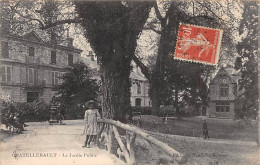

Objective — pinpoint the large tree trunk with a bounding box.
[149,3,190,116]
[100,41,132,122]
[150,22,171,116]
[75,1,152,122]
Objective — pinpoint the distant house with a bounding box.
[130,67,151,107]
[1,31,82,103]
[207,67,241,118]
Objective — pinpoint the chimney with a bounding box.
[68,38,74,47]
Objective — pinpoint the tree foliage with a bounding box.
[235,1,258,118]
[54,61,99,108]
[135,1,242,117]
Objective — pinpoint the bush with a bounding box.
[1,99,51,124]
[64,105,85,120]
[131,106,152,115]
[158,106,175,117]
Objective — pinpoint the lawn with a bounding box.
[132,115,259,164]
[133,115,258,142]
[134,132,258,164]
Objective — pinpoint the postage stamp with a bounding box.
[174,23,223,65]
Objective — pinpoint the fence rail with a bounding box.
[97,118,187,165]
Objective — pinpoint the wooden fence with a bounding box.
[97,118,187,165]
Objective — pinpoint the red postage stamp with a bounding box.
[174,23,223,65]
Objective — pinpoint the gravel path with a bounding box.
[0,120,124,165]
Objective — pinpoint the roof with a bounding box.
[130,71,147,81]
[80,56,99,69]
[1,31,82,53]
[23,31,44,43]
[211,66,241,84]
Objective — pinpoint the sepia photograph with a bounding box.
[0,0,259,165]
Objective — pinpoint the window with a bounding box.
[137,83,141,94]
[29,47,35,57]
[1,66,11,83]
[51,71,59,85]
[27,92,39,102]
[58,72,66,84]
[216,102,230,112]
[220,84,229,97]
[1,41,9,58]
[28,68,38,84]
[51,51,56,64]
[135,98,141,106]
[68,54,73,66]
[91,55,94,61]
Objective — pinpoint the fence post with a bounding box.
[107,124,114,154]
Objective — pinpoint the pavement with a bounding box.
[0,120,124,165]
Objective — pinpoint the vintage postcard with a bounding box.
[0,0,259,165]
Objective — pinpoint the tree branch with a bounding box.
[15,9,81,30]
[153,1,166,27]
[132,54,151,81]
[196,1,227,23]
[184,15,215,23]
[143,26,161,34]
[39,19,82,29]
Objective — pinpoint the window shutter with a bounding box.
[34,69,38,84]
[55,72,59,85]
[52,72,55,85]
[68,54,73,66]
[28,68,33,83]
[51,51,56,64]
[1,66,6,83]
[6,66,11,83]
[29,47,35,57]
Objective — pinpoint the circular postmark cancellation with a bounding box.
[174,23,223,65]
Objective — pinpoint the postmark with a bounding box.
[174,23,223,65]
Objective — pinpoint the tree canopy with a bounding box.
[235,1,258,119]
[54,61,99,108]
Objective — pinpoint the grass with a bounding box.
[133,115,258,142]
[133,115,259,164]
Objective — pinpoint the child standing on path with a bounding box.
[82,100,101,148]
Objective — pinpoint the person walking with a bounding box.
[82,100,101,148]
[138,115,143,128]
[202,119,209,139]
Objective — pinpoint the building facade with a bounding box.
[130,68,151,107]
[1,32,81,103]
[207,67,240,118]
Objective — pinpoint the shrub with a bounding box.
[131,106,152,115]
[158,106,175,117]
[1,99,51,123]
[64,105,85,120]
